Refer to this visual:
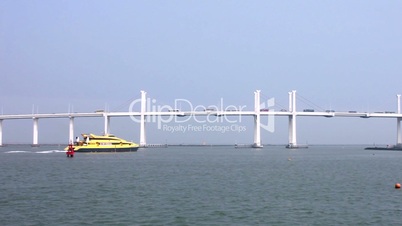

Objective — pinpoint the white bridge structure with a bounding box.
[0,90,401,148]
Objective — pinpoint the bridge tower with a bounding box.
[287,90,298,148]
[397,94,401,146]
[104,114,110,135]
[69,116,74,144]
[140,90,147,147]
[0,119,2,146]
[32,117,39,146]
[253,90,262,148]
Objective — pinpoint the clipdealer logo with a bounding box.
[260,97,275,133]
[128,97,275,133]
[161,124,247,134]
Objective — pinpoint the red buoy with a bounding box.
[395,183,401,189]
[66,144,75,158]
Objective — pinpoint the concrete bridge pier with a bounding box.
[287,90,298,148]
[69,117,74,144]
[0,119,3,146]
[253,90,262,148]
[397,94,401,146]
[140,91,147,147]
[397,118,401,146]
[32,117,39,146]
[104,114,110,135]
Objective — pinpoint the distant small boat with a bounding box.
[286,144,308,149]
[65,134,139,152]
[365,144,402,151]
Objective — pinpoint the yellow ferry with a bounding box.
[65,134,139,152]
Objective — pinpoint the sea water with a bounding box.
[0,145,401,225]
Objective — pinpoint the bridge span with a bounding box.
[0,91,401,148]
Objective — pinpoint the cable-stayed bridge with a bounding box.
[0,90,401,148]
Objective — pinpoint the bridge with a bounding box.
[0,90,401,148]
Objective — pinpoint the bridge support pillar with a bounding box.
[140,91,147,147]
[396,94,401,147]
[287,90,298,148]
[253,90,262,148]
[397,118,402,146]
[0,119,3,146]
[32,117,39,146]
[288,115,297,147]
[104,114,110,135]
[69,117,74,144]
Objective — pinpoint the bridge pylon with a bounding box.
[32,117,39,147]
[397,95,401,146]
[69,116,74,144]
[253,90,262,148]
[140,91,147,147]
[0,119,3,146]
[286,90,307,149]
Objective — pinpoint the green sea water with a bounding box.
[0,145,401,225]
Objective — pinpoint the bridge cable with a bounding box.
[296,94,325,112]
[260,93,288,111]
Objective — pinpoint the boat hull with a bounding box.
[365,147,402,151]
[75,146,139,153]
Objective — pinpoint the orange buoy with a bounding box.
[395,183,401,189]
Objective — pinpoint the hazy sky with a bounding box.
[1,0,402,145]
